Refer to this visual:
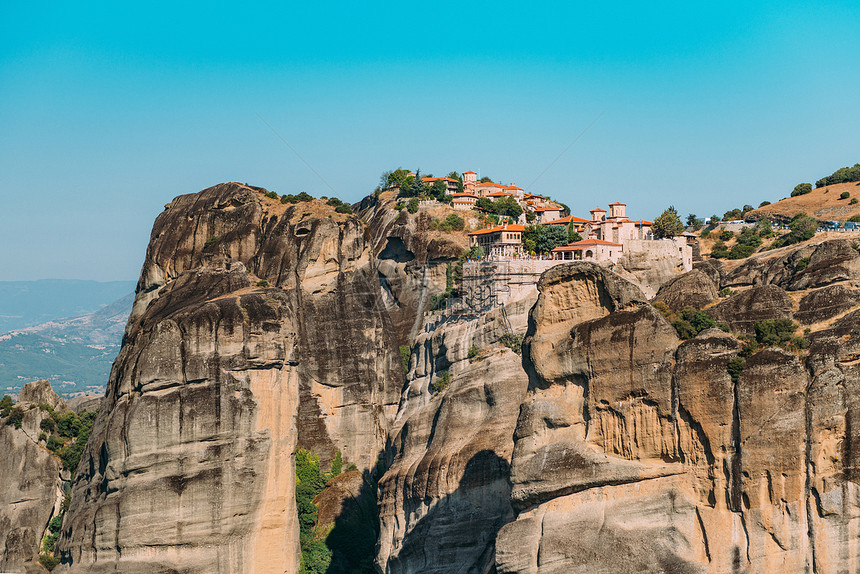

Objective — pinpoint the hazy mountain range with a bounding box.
[0,280,135,397]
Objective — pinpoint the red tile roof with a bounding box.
[533,206,561,212]
[552,238,623,251]
[476,181,504,187]
[451,193,478,198]
[505,184,523,190]
[608,202,626,206]
[590,207,607,212]
[541,215,589,225]
[421,176,455,182]
[632,220,653,226]
[468,224,526,236]
[463,170,476,174]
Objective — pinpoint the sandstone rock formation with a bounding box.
[376,294,533,573]
[56,183,406,573]
[0,381,66,573]
[8,179,856,574]
[653,268,718,311]
[496,245,860,573]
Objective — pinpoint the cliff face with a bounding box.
[56,183,406,573]
[496,242,860,574]
[29,179,860,574]
[0,381,65,574]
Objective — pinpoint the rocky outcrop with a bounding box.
[359,192,470,343]
[496,255,860,573]
[794,284,860,325]
[56,183,404,573]
[721,239,860,290]
[0,390,63,573]
[652,269,718,311]
[706,284,793,334]
[376,293,534,574]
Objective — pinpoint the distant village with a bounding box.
[387,169,695,271]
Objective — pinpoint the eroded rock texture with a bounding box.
[56,183,405,573]
[0,381,65,574]
[497,245,860,574]
[376,294,534,573]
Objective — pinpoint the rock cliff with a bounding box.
[0,381,66,574]
[56,183,408,573]
[496,240,860,573]
[8,178,857,574]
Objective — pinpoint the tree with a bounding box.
[479,176,493,183]
[431,179,447,200]
[709,214,720,225]
[759,201,771,207]
[723,208,743,221]
[686,214,704,231]
[568,223,582,243]
[494,196,523,219]
[791,183,812,197]
[840,191,850,200]
[537,225,568,253]
[652,206,685,238]
[409,170,425,197]
[815,163,860,188]
[407,198,419,214]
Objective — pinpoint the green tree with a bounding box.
[494,196,523,219]
[568,223,582,243]
[759,201,771,207]
[0,395,13,417]
[652,206,685,238]
[407,198,419,214]
[840,191,851,200]
[791,183,812,197]
[536,225,568,253]
[431,179,448,199]
[815,163,860,187]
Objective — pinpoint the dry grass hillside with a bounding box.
[748,181,860,222]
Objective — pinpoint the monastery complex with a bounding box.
[394,168,694,274]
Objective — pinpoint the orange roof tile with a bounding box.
[476,181,504,187]
[451,193,478,198]
[463,170,476,174]
[505,184,523,190]
[468,224,526,236]
[632,220,653,225]
[552,238,623,251]
[608,202,626,206]
[541,215,589,225]
[590,207,606,212]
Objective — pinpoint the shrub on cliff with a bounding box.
[431,371,452,394]
[840,191,851,200]
[6,407,24,429]
[0,395,12,417]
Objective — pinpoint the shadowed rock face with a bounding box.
[707,284,793,334]
[653,269,718,312]
[497,249,860,574]
[56,183,403,574]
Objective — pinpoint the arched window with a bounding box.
[585,250,593,258]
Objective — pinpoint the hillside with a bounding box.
[0,280,135,333]
[747,180,860,223]
[0,293,132,397]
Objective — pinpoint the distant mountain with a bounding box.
[0,292,134,398]
[0,279,136,333]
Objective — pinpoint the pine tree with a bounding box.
[653,206,685,238]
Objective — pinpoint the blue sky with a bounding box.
[1,1,858,281]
